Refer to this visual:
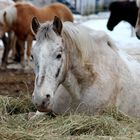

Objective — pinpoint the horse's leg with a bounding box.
[1,33,10,68]
[16,39,25,66]
[10,32,17,61]
[26,35,33,66]
[14,39,22,63]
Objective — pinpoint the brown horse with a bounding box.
[0,2,74,66]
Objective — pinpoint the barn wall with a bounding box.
[76,0,96,15]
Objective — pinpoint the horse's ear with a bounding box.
[31,17,40,35]
[53,16,63,35]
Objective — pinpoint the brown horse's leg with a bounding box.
[10,32,17,61]
[16,39,25,66]
[1,32,11,68]
[26,35,33,66]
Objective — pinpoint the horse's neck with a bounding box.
[62,37,99,99]
[123,7,138,27]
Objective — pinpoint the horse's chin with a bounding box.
[37,107,52,112]
[35,108,57,118]
[36,103,53,113]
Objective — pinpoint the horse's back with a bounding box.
[42,2,74,22]
[14,2,73,26]
[0,1,14,9]
[115,49,140,117]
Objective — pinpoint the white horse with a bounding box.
[31,16,140,118]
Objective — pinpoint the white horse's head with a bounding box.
[31,17,68,112]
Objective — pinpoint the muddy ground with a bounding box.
[0,68,35,97]
[0,48,35,97]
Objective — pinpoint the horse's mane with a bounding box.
[63,22,95,63]
[62,22,118,63]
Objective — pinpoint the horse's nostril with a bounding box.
[46,94,50,99]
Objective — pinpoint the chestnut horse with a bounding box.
[31,16,140,118]
[0,2,73,66]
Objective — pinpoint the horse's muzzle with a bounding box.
[32,94,52,113]
[107,26,113,31]
[36,105,52,113]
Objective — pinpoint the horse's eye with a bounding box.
[56,54,61,59]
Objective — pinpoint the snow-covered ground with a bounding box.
[74,12,140,50]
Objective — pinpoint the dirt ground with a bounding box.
[0,48,35,97]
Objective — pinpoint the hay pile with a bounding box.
[0,95,140,140]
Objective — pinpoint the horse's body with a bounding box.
[0,2,73,66]
[107,1,138,31]
[31,17,140,118]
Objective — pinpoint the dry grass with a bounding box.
[0,95,140,140]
